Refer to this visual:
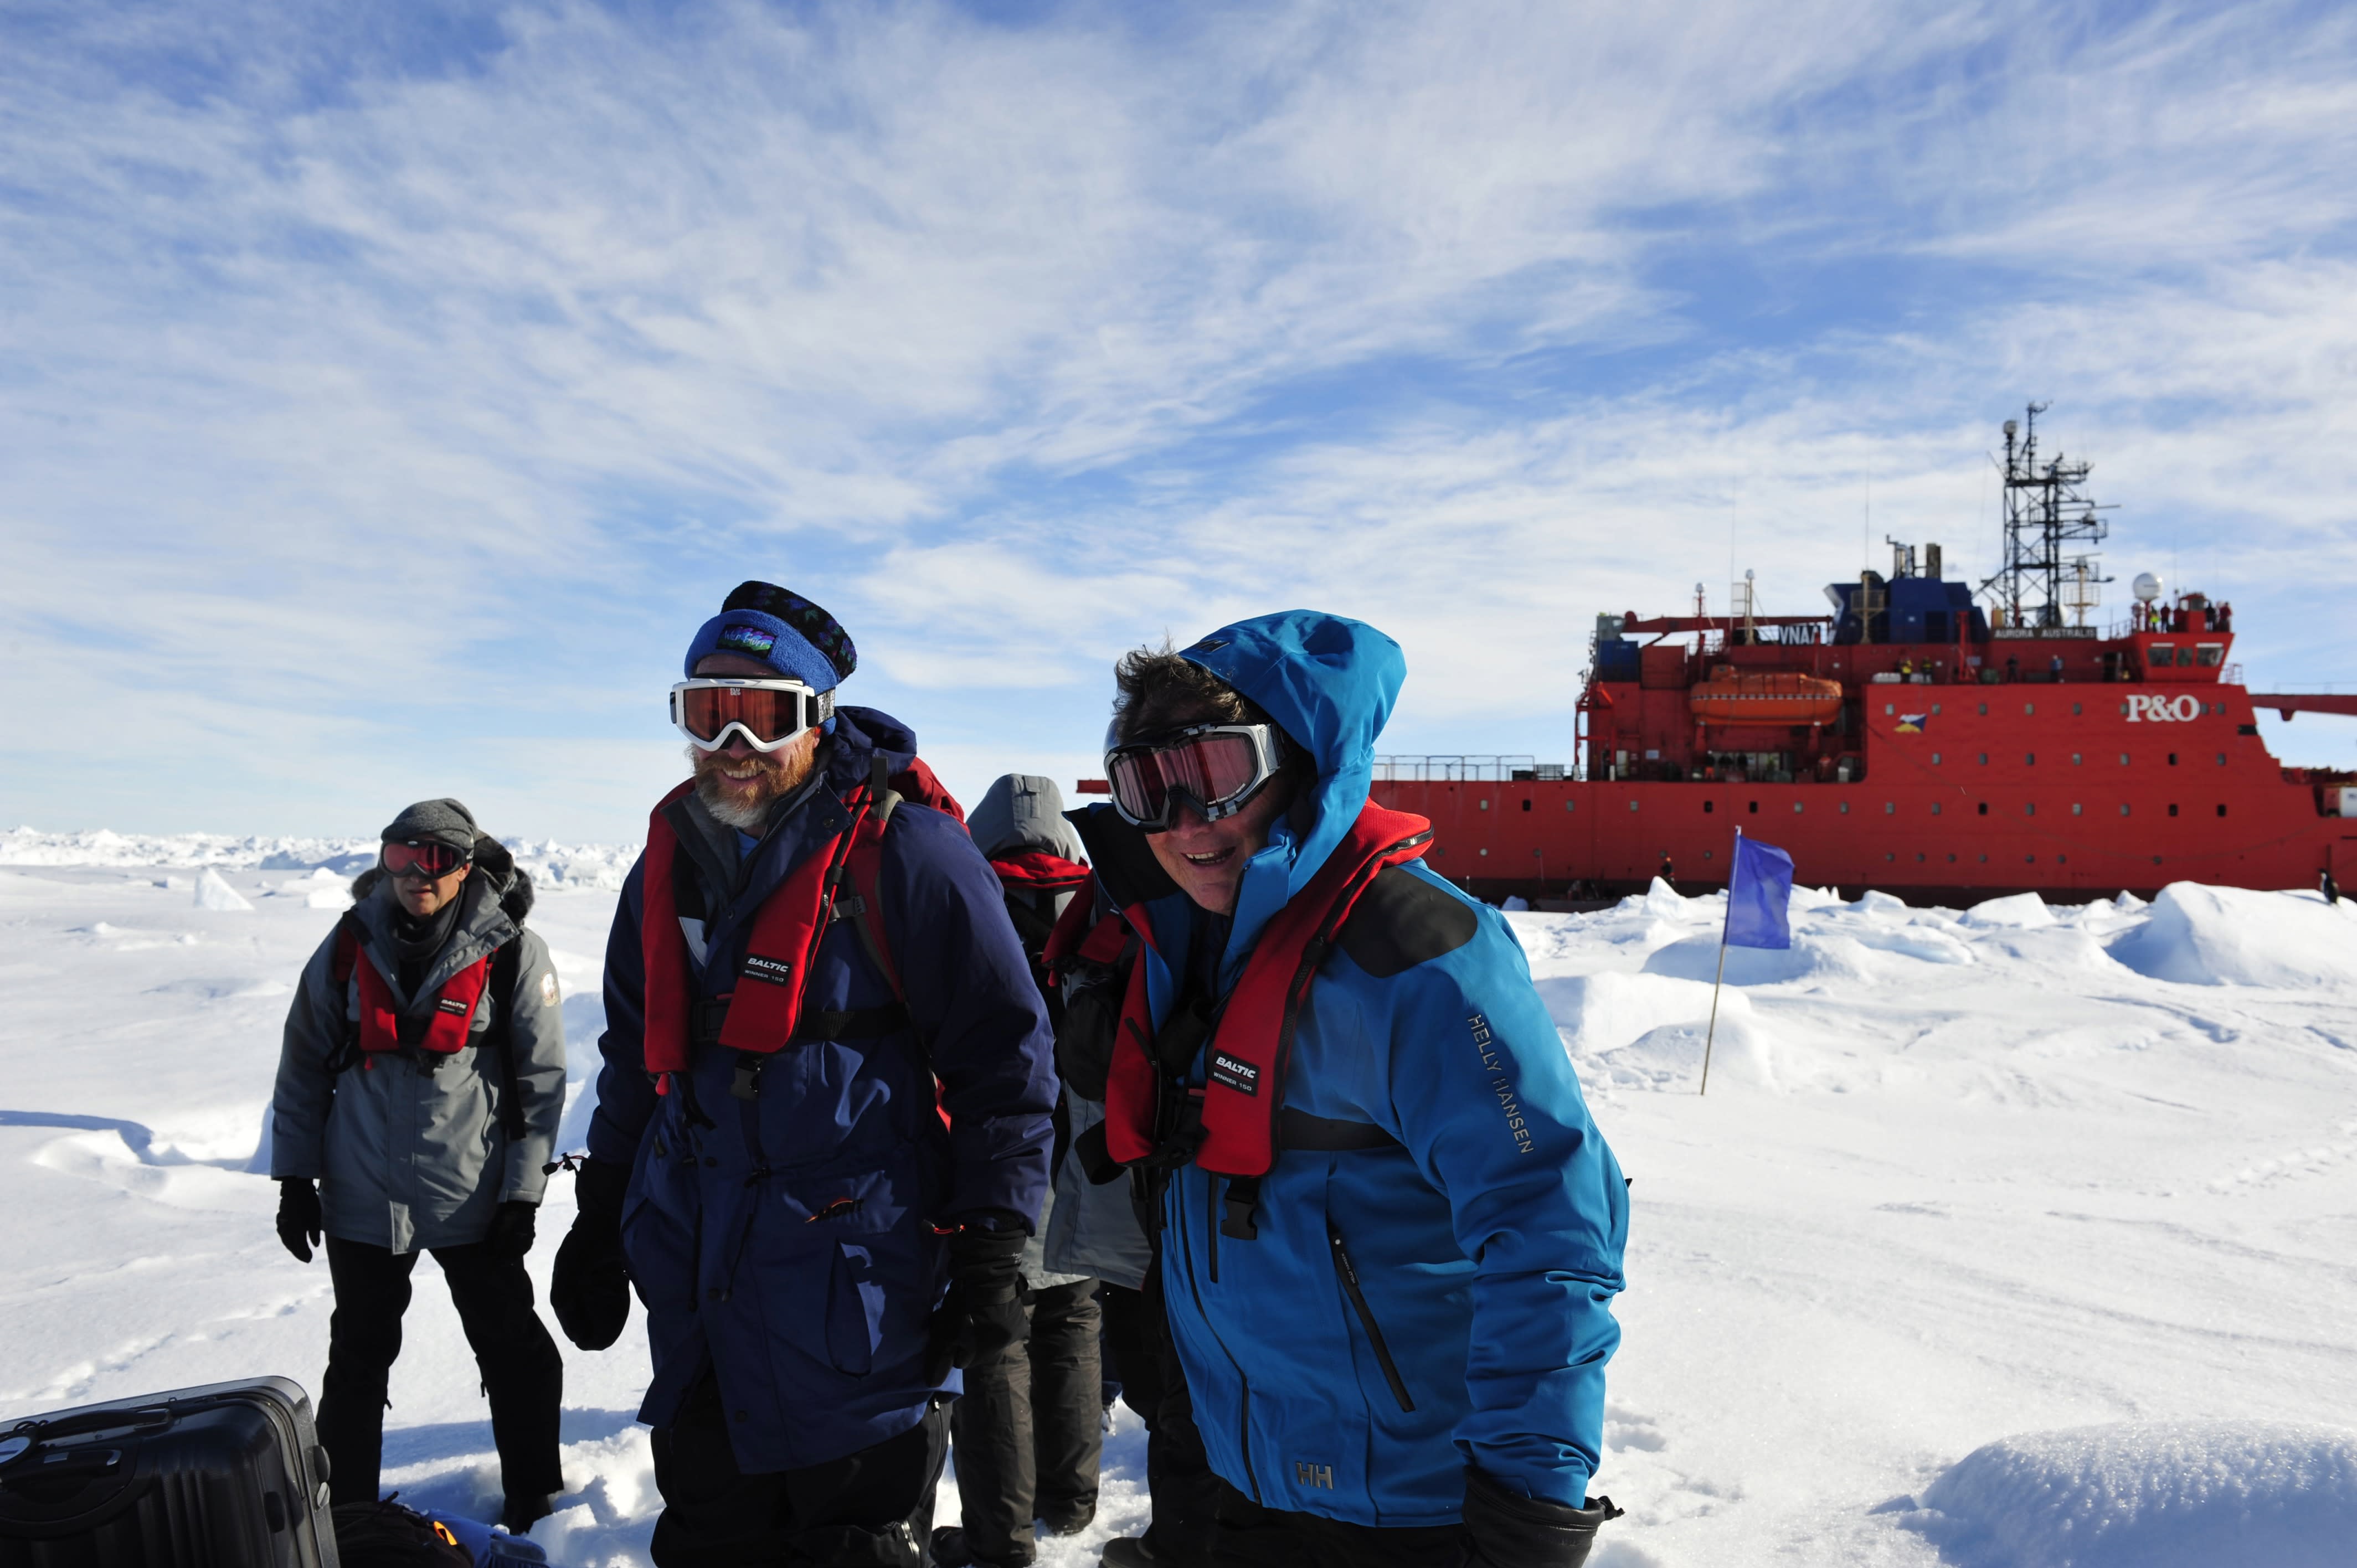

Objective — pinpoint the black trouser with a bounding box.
[1208,1481,1466,1567]
[316,1235,565,1507]
[947,1278,1103,1564]
[1099,1266,1218,1562]
[650,1371,949,1567]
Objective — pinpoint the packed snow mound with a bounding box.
[1904,1420,2357,1567]
[2106,883,2356,988]
[1963,892,2055,929]
[2,828,640,893]
[192,869,254,912]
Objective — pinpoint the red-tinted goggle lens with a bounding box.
[383,840,469,878]
[676,684,811,744]
[1107,730,1269,829]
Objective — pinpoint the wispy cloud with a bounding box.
[4,0,2355,836]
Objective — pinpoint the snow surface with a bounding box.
[4,837,2356,1566]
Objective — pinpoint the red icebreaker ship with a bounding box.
[1363,407,2357,904]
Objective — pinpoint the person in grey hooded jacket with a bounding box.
[932,776,1110,1568]
[270,798,568,1530]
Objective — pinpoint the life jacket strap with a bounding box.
[1219,1175,1262,1241]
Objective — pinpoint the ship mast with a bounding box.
[1979,403,2112,629]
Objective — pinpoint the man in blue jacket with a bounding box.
[1071,611,1628,1567]
[549,582,1058,1567]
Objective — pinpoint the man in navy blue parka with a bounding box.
[550,582,1057,1566]
[1074,612,1627,1568]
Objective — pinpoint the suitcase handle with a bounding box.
[6,1406,174,1446]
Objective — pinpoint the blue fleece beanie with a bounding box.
[683,582,858,693]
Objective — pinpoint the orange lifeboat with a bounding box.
[1687,668,1843,726]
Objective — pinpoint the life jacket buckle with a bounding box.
[729,1051,766,1101]
[1219,1175,1261,1241]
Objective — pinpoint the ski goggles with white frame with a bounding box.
[671,678,835,752]
[1104,722,1286,832]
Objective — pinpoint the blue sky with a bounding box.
[5,0,2355,841]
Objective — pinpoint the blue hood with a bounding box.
[1178,611,1405,979]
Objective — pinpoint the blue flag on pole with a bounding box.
[1724,833,1794,950]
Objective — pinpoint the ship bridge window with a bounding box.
[2025,753,2035,765]
[2168,753,2178,766]
[2072,753,2082,765]
[1978,752,1989,765]
[2179,647,2199,667]
[1840,802,1850,813]
[2215,753,2225,766]
[2216,803,2227,817]
[1479,800,1489,810]
[1932,753,1941,765]
[2025,803,2036,816]
[1794,802,1804,813]
[2119,753,2129,765]
[1748,801,1758,814]
[1978,703,1989,716]
[2025,703,2035,715]
[1704,800,1714,813]
[2150,645,2174,666]
[1932,704,1942,716]
[1977,802,1988,816]
[2072,803,2082,816]
[2072,703,2083,715]
[1521,799,1531,811]
[1931,802,1942,815]
[2169,803,2179,817]
[1884,801,1895,814]
[2120,804,2130,816]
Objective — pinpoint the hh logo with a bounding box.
[1295,1461,1334,1490]
[740,953,795,987]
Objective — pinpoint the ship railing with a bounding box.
[1373,755,1554,782]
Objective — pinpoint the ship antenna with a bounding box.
[1977,401,2112,631]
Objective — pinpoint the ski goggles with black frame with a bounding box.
[382,840,472,879]
[1104,723,1286,832]
[671,678,835,752]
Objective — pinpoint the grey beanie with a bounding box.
[380,797,481,854]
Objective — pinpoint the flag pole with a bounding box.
[1702,827,1737,1095]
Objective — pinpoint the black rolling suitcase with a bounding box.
[0,1376,339,1567]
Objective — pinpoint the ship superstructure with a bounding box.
[1366,409,2357,903]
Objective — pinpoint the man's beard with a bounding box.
[691,742,817,832]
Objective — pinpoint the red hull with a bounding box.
[1375,679,2357,904]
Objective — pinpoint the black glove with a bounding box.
[924,1221,1028,1385]
[485,1200,539,1258]
[550,1158,632,1351]
[1460,1466,1622,1568]
[276,1178,323,1263]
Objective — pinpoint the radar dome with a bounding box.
[2133,571,2163,603]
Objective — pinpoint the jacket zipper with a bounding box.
[1172,1172,1258,1502]
[1327,1220,1415,1413]
[1206,1169,1219,1283]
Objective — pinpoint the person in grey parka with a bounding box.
[270,798,568,1531]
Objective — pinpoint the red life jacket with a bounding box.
[330,914,492,1060]
[1099,801,1433,1179]
[638,757,963,1083]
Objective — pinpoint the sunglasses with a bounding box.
[671,679,835,752]
[383,840,471,879]
[1104,723,1285,833]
